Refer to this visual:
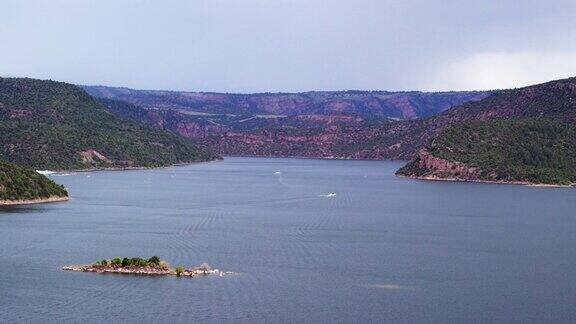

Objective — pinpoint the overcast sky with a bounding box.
[1,0,576,92]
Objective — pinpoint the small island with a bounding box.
[63,256,224,277]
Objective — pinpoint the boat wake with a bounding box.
[366,284,413,290]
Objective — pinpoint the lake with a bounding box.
[1,157,575,323]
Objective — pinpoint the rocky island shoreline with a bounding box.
[63,256,226,277]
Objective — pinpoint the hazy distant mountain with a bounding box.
[84,84,491,159]
[83,85,491,120]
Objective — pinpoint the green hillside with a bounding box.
[0,161,67,201]
[0,78,218,170]
[398,119,576,185]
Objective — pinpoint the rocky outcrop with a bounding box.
[79,149,112,165]
[396,149,571,186]
[396,149,485,181]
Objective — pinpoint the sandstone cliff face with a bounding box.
[396,149,485,180]
[85,85,496,160]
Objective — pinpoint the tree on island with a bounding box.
[121,257,130,267]
[90,256,172,270]
[148,256,160,265]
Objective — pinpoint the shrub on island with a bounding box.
[121,257,130,267]
[148,256,160,265]
[93,256,166,269]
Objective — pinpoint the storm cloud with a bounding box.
[1,0,575,92]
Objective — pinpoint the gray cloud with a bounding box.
[1,0,575,92]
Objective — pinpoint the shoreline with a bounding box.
[396,174,575,188]
[222,154,406,163]
[0,195,69,206]
[45,154,399,174]
[43,156,401,175]
[46,158,223,174]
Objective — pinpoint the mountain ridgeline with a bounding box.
[0,78,218,170]
[83,85,491,119]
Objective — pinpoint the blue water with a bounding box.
[1,157,575,323]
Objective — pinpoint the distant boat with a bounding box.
[326,192,337,197]
[274,171,281,174]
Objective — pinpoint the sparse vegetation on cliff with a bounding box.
[94,256,167,269]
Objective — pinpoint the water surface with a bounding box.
[1,157,575,323]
